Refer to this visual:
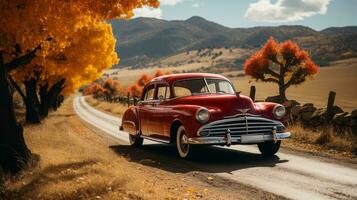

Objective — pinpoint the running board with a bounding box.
[141,135,171,144]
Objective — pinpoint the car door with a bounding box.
[138,84,156,136]
[149,83,171,141]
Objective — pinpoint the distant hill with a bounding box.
[110,16,357,68]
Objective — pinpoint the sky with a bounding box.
[133,0,357,30]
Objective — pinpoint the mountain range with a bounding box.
[110,16,357,67]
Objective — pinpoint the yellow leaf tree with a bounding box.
[0,0,159,173]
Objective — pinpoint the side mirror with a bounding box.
[236,91,241,96]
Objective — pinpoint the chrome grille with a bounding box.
[198,115,283,136]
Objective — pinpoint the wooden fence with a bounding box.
[97,92,139,107]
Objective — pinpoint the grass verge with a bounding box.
[85,96,127,117]
[285,125,357,159]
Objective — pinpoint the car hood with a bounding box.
[172,94,259,118]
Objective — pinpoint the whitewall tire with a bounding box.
[176,126,191,158]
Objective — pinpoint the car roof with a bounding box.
[150,73,229,85]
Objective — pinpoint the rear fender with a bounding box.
[122,107,139,134]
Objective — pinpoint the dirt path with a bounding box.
[74,96,357,200]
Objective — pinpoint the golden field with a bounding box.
[110,57,357,112]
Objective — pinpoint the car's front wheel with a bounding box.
[129,134,143,147]
[176,126,192,158]
[258,140,281,156]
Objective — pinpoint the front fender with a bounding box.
[171,105,212,138]
[121,106,139,134]
[254,102,284,122]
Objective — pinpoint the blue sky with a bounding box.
[133,0,357,30]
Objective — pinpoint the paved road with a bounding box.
[73,96,357,200]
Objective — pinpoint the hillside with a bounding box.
[110,16,357,68]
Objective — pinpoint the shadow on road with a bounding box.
[110,144,288,174]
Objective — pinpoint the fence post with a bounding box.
[325,91,336,123]
[127,92,130,107]
[249,85,256,102]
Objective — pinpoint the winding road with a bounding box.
[73,96,357,200]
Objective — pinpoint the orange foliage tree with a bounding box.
[129,70,169,97]
[102,78,124,99]
[0,0,159,173]
[83,83,107,98]
[244,37,319,101]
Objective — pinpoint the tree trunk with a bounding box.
[39,84,50,118]
[39,79,65,117]
[278,64,287,102]
[0,52,30,174]
[24,79,42,123]
[279,85,287,102]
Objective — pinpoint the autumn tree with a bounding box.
[103,78,122,99]
[129,70,169,97]
[244,37,319,102]
[10,20,119,123]
[83,83,107,98]
[0,0,159,173]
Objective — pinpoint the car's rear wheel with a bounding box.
[129,134,143,147]
[176,126,192,158]
[258,140,281,156]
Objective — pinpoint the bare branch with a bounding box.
[4,45,41,72]
[261,77,279,83]
[266,68,279,78]
[4,37,52,72]
[8,75,26,100]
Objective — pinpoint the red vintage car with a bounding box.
[120,73,290,158]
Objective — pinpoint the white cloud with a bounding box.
[192,3,200,8]
[133,0,185,19]
[245,0,331,22]
[133,6,162,19]
[160,0,184,6]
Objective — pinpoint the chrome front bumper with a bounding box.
[187,132,291,145]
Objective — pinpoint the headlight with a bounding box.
[196,108,210,124]
[273,104,286,119]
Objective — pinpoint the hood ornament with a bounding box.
[237,108,250,114]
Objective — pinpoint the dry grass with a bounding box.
[285,125,357,157]
[1,97,174,200]
[85,96,127,117]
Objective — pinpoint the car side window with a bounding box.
[174,86,191,97]
[157,84,170,100]
[207,82,217,93]
[144,85,155,101]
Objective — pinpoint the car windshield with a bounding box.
[173,78,235,97]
